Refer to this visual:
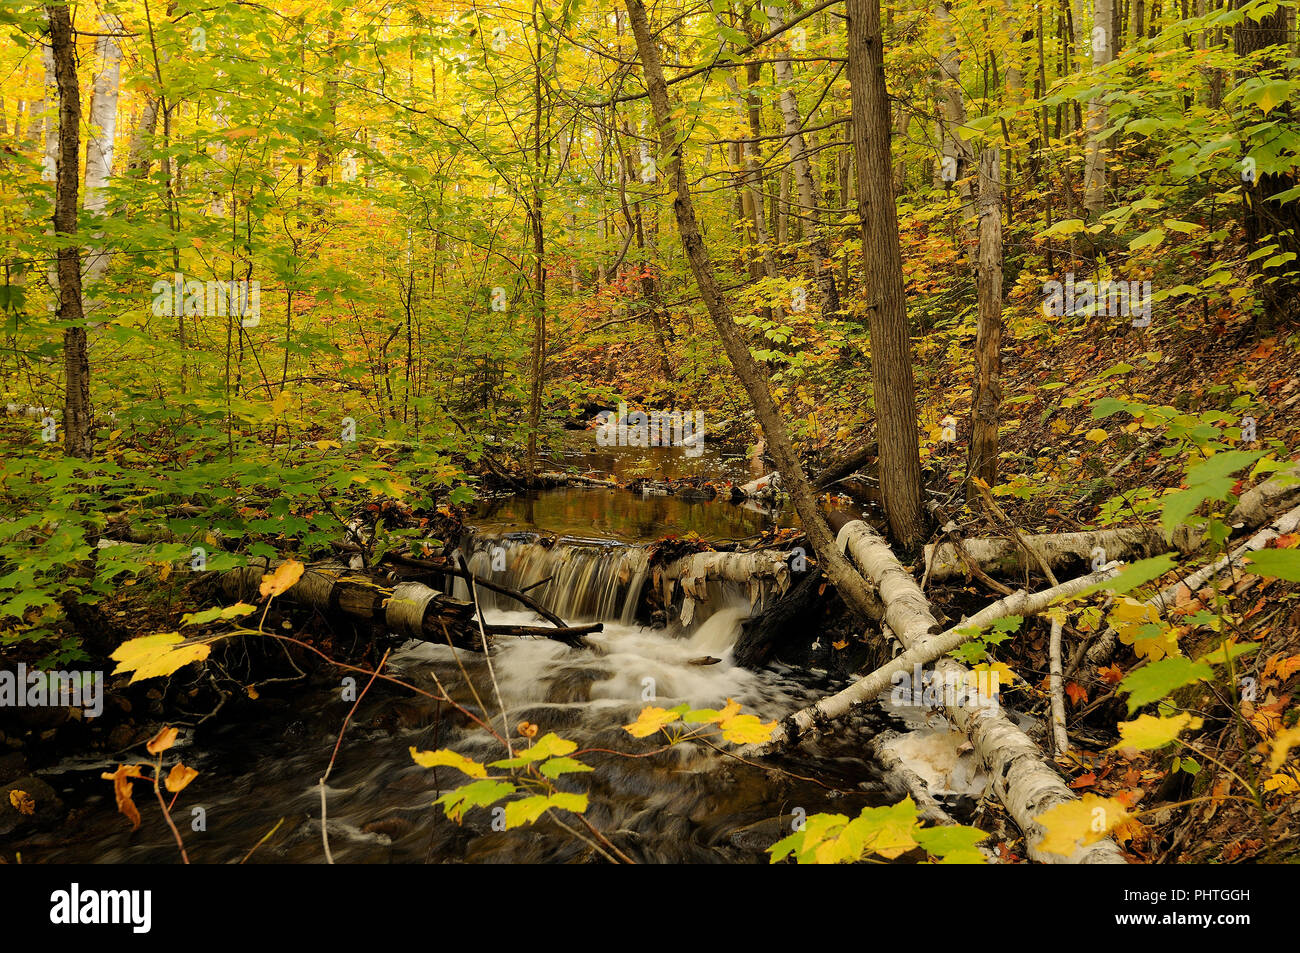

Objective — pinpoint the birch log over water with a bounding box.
[655,549,794,624]
[764,520,1127,863]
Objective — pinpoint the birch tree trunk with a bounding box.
[723,70,785,321]
[1004,0,1026,99]
[767,5,841,317]
[935,0,974,221]
[846,0,928,549]
[83,14,124,298]
[768,522,1128,864]
[621,0,881,621]
[1083,0,1113,213]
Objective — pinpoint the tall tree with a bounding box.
[621,0,881,619]
[47,2,91,458]
[766,4,841,317]
[846,0,928,548]
[967,147,1004,493]
[1083,0,1113,213]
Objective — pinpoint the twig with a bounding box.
[240,817,285,864]
[1048,617,1070,756]
[319,648,391,864]
[459,553,514,758]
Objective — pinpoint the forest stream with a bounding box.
[15,447,988,864]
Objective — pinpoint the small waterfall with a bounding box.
[452,533,651,626]
[449,532,779,643]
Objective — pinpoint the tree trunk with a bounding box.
[1234,1,1298,326]
[1083,0,1113,213]
[48,3,91,459]
[124,97,159,181]
[621,0,881,621]
[83,13,123,296]
[935,0,974,221]
[723,70,784,321]
[767,521,1128,864]
[767,5,841,317]
[846,0,928,549]
[967,147,1003,493]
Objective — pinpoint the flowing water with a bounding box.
[14,454,989,864]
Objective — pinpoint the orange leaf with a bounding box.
[1065,682,1089,706]
[146,725,178,755]
[165,762,199,794]
[8,789,35,815]
[101,764,145,830]
[260,560,305,599]
[1098,664,1125,685]
[1068,772,1097,789]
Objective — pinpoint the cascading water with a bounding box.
[449,532,781,631]
[20,494,990,863]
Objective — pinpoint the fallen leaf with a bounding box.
[260,560,305,599]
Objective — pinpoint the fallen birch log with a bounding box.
[1088,501,1300,664]
[763,520,1126,864]
[922,527,1166,584]
[655,549,794,625]
[868,730,956,826]
[209,559,599,648]
[764,567,1117,750]
[1228,460,1300,530]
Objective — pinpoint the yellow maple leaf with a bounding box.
[624,705,684,738]
[1035,794,1131,857]
[260,560,305,599]
[1263,770,1300,795]
[718,713,779,745]
[409,746,488,778]
[111,632,213,684]
[1110,598,1180,660]
[1112,712,1203,751]
[1268,723,1300,773]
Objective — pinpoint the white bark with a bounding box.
[655,549,793,624]
[1089,502,1300,664]
[765,520,1126,863]
[935,0,973,219]
[923,526,1167,582]
[1229,461,1300,529]
[766,5,839,314]
[83,14,124,294]
[40,37,58,184]
[1049,617,1070,755]
[1083,0,1112,213]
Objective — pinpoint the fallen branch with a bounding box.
[1048,617,1069,757]
[762,520,1126,864]
[923,527,1166,584]
[1088,501,1300,664]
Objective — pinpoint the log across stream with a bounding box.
[18,484,1001,864]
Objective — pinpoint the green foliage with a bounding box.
[767,797,988,864]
